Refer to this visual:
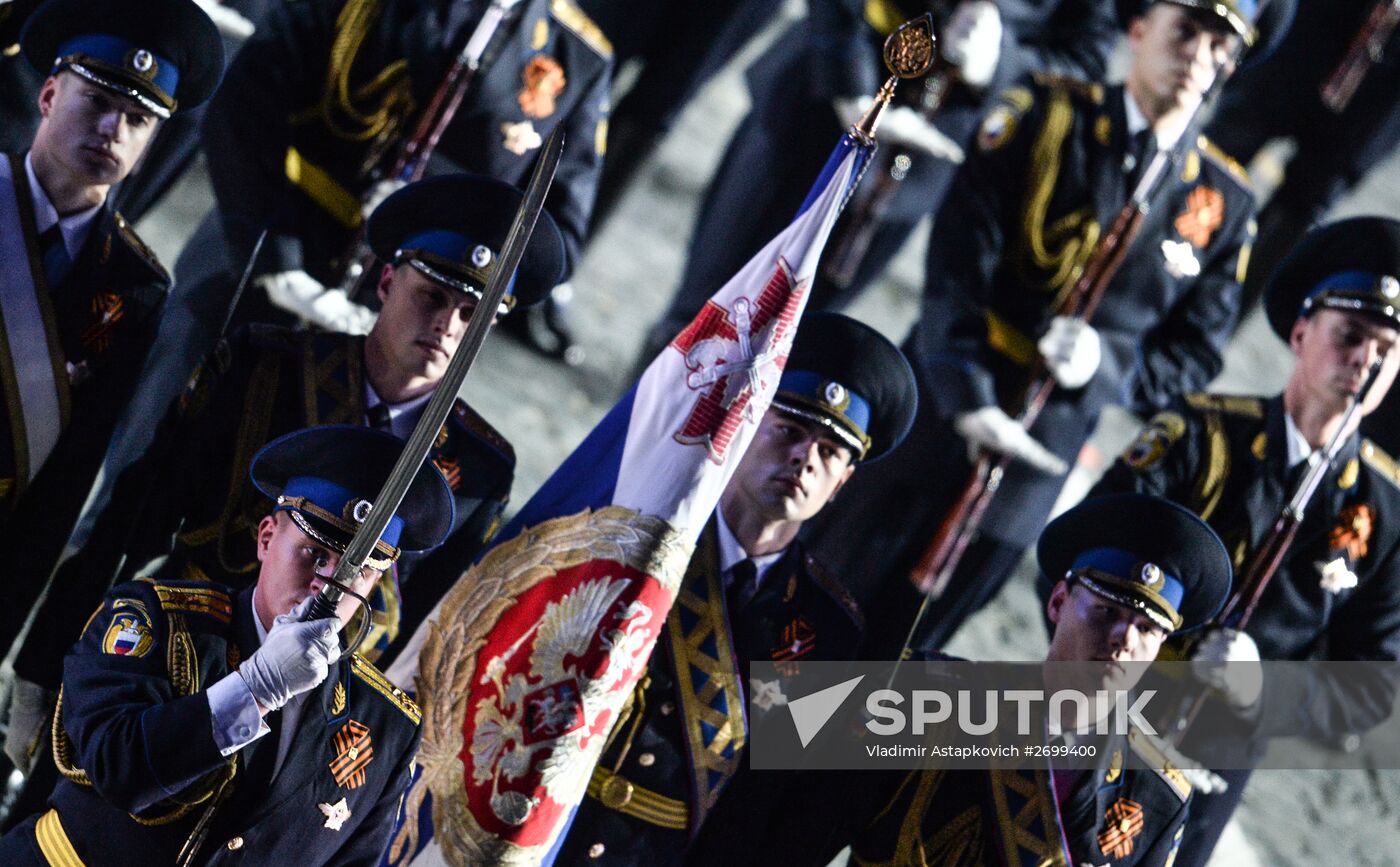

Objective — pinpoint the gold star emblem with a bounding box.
[319,797,352,831]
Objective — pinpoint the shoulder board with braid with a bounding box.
[1185,393,1264,418]
[549,0,612,57]
[1362,439,1400,488]
[152,581,235,624]
[1196,135,1252,187]
[1030,71,1104,105]
[1128,725,1192,802]
[351,654,422,724]
[804,554,864,632]
[452,399,516,464]
[113,212,170,281]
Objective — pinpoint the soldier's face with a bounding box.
[722,411,855,526]
[253,512,384,632]
[1045,581,1167,679]
[31,72,158,191]
[1126,5,1238,120]
[1290,310,1400,417]
[373,264,488,384]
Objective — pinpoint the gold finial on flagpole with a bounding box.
[854,13,935,144]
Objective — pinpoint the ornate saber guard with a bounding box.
[303,128,566,625]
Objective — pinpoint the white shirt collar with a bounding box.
[365,380,435,439]
[24,152,102,260]
[251,586,270,645]
[714,506,786,587]
[1282,411,1316,470]
[1123,90,1189,152]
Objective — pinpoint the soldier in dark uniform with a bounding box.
[1207,0,1400,317]
[1083,217,1400,867]
[633,0,1120,368]
[3,175,564,780]
[0,425,454,865]
[551,313,918,865]
[183,0,610,346]
[0,0,221,753]
[806,0,1266,659]
[717,493,1232,867]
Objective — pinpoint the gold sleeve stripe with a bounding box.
[549,0,612,56]
[36,809,86,867]
[284,147,364,231]
[586,766,688,829]
[351,654,422,724]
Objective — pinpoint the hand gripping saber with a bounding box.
[897,35,1252,661]
[301,128,565,640]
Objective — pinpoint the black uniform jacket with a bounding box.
[1092,393,1400,746]
[202,0,611,284]
[0,153,169,662]
[0,580,421,866]
[553,523,864,865]
[14,325,514,690]
[906,77,1257,544]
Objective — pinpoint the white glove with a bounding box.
[238,602,341,712]
[1190,628,1263,711]
[954,406,1069,475]
[259,270,378,335]
[189,0,256,39]
[831,98,966,163]
[361,178,407,220]
[1037,316,1101,390]
[942,0,1003,88]
[4,678,56,773]
[1155,737,1230,794]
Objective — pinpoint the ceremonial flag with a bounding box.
[384,133,873,866]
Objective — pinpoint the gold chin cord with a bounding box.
[853,13,936,144]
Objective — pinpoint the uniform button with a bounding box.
[588,842,605,859]
[659,701,675,716]
[226,836,244,851]
[238,725,251,738]
[637,752,655,767]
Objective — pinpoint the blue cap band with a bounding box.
[396,229,516,298]
[1071,547,1185,613]
[1300,270,1390,316]
[777,369,872,435]
[55,34,179,99]
[276,475,404,549]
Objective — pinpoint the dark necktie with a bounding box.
[367,404,393,432]
[1124,129,1154,189]
[726,558,759,618]
[39,224,71,288]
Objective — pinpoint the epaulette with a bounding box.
[452,399,516,464]
[1185,393,1264,418]
[1031,71,1104,105]
[548,0,612,57]
[1361,439,1400,488]
[1127,726,1192,802]
[350,653,422,724]
[805,554,865,632]
[1197,135,1252,186]
[152,581,235,624]
[112,212,171,282]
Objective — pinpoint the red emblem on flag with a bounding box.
[670,258,806,462]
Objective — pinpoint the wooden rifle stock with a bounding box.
[1320,0,1400,114]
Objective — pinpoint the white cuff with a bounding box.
[207,672,270,756]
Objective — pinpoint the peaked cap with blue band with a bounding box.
[770,312,917,462]
[249,426,455,569]
[1115,0,1295,59]
[21,0,224,118]
[367,174,566,310]
[1037,493,1231,632]
[1264,217,1400,341]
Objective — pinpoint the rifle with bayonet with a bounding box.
[896,37,1251,660]
[337,0,524,295]
[1164,352,1389,743]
